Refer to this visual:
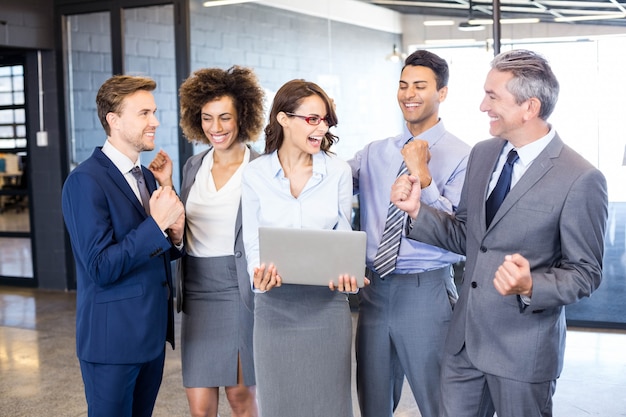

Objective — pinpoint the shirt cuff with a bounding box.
[420,181,439,205]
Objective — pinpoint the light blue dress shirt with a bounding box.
[349,120,470,273]
[241,150,354,287]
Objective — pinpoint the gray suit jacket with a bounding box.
[175,146,259,314]
[409,134,608,383]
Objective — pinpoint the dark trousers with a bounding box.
[79,349,165,417]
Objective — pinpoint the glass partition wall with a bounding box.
[187,0,401,161]
[57,0,625,327]
[63,5,177,179]
[64,11,112,167]
[426,37,626,329]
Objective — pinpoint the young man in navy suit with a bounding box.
[62,75,185,417]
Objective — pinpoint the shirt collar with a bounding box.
[504,126,556,167]
[269,150,327,179]
[102,140,140,174]
[400,118,446,148]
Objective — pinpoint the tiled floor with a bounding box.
[1,286,625,417]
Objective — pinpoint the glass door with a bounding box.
[63,11,113,167]
[63,5,178,179]
[0,57,33,279]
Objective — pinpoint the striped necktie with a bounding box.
[372,158,410,278]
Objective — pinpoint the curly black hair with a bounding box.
[178,66,265,145]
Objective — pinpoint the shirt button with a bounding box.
[471,281,478,288]
[480,246,487,253]
[235,251,242,258]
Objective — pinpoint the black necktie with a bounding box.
[485,149,518,227]
[130,166,151,215]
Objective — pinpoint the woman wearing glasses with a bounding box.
[149,66,264,417]
[241,79,362,416]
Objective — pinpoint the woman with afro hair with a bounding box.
[150,66,264,417]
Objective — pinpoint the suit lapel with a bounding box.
[181,146,259,242]
[111,165,147,216]
[487,135,563,229]
[180,149,209,205]
[95,148,147,216]
[142,166,157,194]
[477,139,507,231]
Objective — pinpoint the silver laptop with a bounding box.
[258,226,367,287]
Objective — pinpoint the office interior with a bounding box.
[1,0,625,415]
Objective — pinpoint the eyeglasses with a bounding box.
[284,112,333,126]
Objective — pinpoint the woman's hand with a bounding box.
[148,149,174,187]
[253,263,281,292]
[329,274,369,293]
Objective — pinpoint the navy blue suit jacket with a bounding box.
[62,147,180,364]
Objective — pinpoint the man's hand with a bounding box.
[391,174,422,219]
[401,139,432,189]
[493,253,533,297]
[149,186,184,231]
[167,211,185,246]
[148,149,173,187]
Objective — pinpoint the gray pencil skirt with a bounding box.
[254,284,353,417]
[181,255,255,388]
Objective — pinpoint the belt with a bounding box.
[365,265,451,282]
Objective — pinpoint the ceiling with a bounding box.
[357,0,626,28]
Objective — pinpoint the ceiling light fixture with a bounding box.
[554,13,626,23]
[458,22,485,31]
[386,44,407,63]
[202,0,257,7]
[423,20,455,26]
[424,38,479,45]
[468,17,541,25]
[458,0,485,32]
